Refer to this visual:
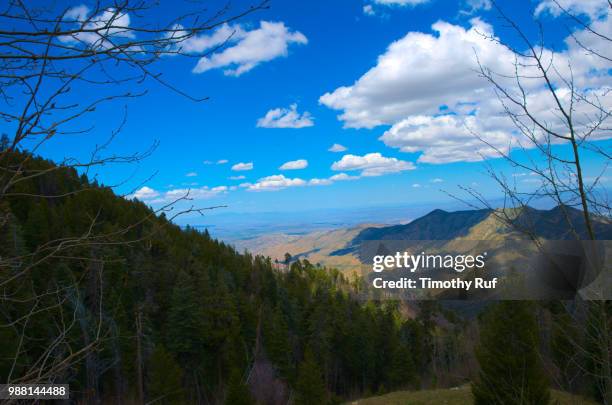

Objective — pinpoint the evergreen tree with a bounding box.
[295,346,327,405]
[225,371,254,405]
[166,271,205,366]
[148,345,185,405]
[264,304,292,378]
[472,301,550,405]
[388,342,416,388]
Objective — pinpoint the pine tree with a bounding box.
[225,371,254,405]
[295,346,327,405]
[388,342,416,388]
[166,271,205,366]
[148,345,185,405]
[264,304,292,378]
[472,301,550,405]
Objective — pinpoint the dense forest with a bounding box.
[0,150,437,404]
[1,150,609,404]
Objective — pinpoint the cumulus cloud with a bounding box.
[328,143,347,152]
[279,159,308,170]
[380,114,511,163]
[246,174,306,191]
[431,178,444,183]
[243,170,366,191]
[373,0,430,6]
[256,104,314,128]
[363,5,376,16]
[167,23,245,54]
[61,5,134,47]
[164,186,228,201]
[319,19,509,129]
[192,21,307,76]
[229,175,246,180]
[232,162,253,171]
[331,153,415,177]
[330,173,360,181]
[308,172,360,186]
[460,0,491,14]
[186,172,198,177]
[320,17,612,163]
[253,173,359,189]
[129,184,227,202]
[217,159,228,164]
[130,186,159,200]
[308,178,333,186]
[535,0,609,19]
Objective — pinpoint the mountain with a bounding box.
[238,206,612,274]
[232,224,375,272]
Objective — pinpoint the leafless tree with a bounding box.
[0,0,266,400]
[459,1,611,403]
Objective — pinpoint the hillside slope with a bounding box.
[0,151,427,403]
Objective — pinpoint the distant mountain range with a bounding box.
[235,205,612,273]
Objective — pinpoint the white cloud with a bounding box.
[412,183,422,188]
[330,173,360,181]
[320,17,612,163]
[243,171,365,191]
[129,184,227,202]
[229,175,246,180]
[65,5,90,21]
[331,153,415,176]
[130,186,159,200]
[431,178,444,183]
[164,185,228,201]
[193,21,307,76]
[307,172,361,186]
[232,162,254,171]
[256,104,314,128]
[380,114,511,163]
[168,23,245,54]
[247,174,306,191]
[461,0,492,14]
[61,6,134,47]
[320,19,510,129]
[229,171,362,192]
[186,172,198,177]
[373,0,430,6]
[535,0,609,19]
[279,159,308,170]
[363,5,376,16]
[309,178,333,186]
[217,159,228,164]
[328,143,347,152]
[203,160,213,164]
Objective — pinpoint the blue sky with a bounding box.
[26,0,612,222]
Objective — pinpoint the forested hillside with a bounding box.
[0,151,438,404]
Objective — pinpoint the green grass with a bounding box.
[345,385,599,405]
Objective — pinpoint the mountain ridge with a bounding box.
[237,205,612,273]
